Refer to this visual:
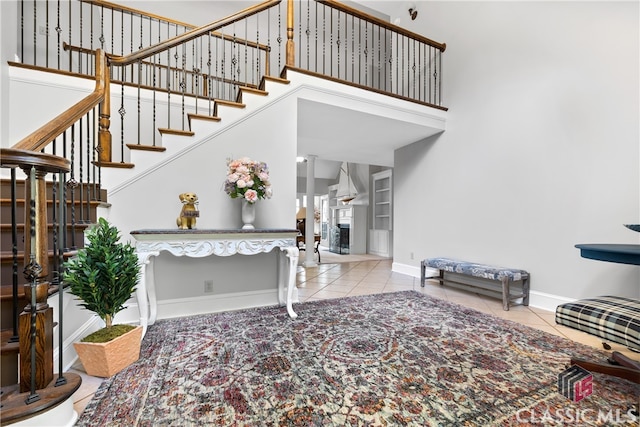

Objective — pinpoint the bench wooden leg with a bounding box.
[522,275,530,306]
[501,278,511,311]
[421,263,444,287]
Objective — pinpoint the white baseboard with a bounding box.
[392,262,576,313]
[392,261,422,278]
[154,289,293,321]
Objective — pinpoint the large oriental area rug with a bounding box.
[77,291,638,426]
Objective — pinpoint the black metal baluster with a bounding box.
[344,10,348,81]
[68,1,71,71]
[32,1,37,66]
[44,0,49,68]
[137,47,142,144]
[336,10,340,79]
[100,4,105,50]
[9,168,19,343]
[110,8,114,57]
[20,0,24,63]
[376,25,382,89]
[412,38,416,99]
[55,0,61,70]
[119,79,126,161]
[437,49,442,105]
[166,26,172,130]
[207,32,213,114]
[85,112,91,217]
[364,21,368,86]
[78,117,84,223]
[220,26,225,100]
[55,170,67,387]
[91,108,98,201]
[95,106,102,203]
[51,142,59,283]
[78,0,82,74]
[278,2,282,72]
[67,126,77,250]
[89,1,93,74]
[194,38,201,113]
[180,42,186,130]
[357,16,361,84]
[322,4,326,74]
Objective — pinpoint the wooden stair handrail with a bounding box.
[0,149,70,174]
[107,0,281,67]
[317,0,446,52]
[81,1,271,53]
[11,50,108,154]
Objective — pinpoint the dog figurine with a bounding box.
[176,192,199,229]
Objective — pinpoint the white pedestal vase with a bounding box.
[241,200,256,229]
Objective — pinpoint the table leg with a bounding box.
[135,254,150,337]
[135,251,159,338]
[147,255,158,325]
[278,246,299,319]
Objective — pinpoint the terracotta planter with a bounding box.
[73,325,143,378]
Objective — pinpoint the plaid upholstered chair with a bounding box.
[556,296,640,384]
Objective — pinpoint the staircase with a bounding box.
[0,176,104,424]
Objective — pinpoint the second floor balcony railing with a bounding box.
[17,0,446,108]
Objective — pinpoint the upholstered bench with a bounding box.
[555,296,640,383]
[555,296,640,351]
[420,257,530,311]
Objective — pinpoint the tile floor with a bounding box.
[70,258,639,417]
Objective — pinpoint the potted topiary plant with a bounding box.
[62,217,142,377]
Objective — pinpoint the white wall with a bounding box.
[99,81,298,319]
[391,2,639,307]
[0,1,18,149]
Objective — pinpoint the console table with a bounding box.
[130,229,299,337]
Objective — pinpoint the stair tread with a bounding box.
[0,282,60,293]
[126,144,166,152]
[93,161,135,169]
[157,128,195,137]
[214,99,246,108]
[1,329,20,354]
[239,86,268,96]
[0,222,91,229]
[187,113,222,123]
[0,373,82,424]
[262,75,290,87]
[0,248,78,257]
[0,198,103,205]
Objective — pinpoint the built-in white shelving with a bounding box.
[370,169,393,257]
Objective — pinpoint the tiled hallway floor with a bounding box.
[70,258,638,416]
